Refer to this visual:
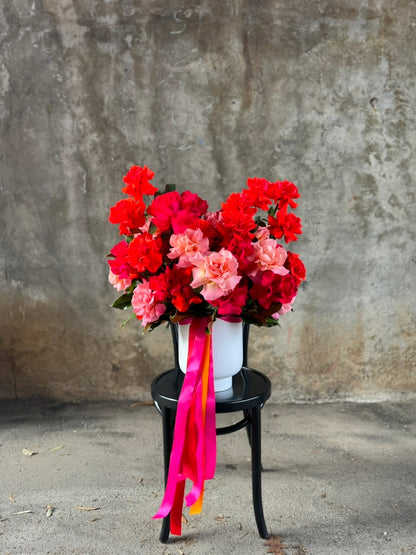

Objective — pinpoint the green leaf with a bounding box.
[148,221,158,234]
[154,183,177,198]
[121,313,136,328]
[254,215,267,227]
[111,293,133,310]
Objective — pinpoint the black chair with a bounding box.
[151,323,271,542]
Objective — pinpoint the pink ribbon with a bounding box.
[153,317,217,535]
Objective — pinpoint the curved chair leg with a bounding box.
[244,409,252,446]
[159,406,174,543]
[245,408,265,472]
[250,406,269,539]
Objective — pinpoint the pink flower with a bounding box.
[248,237,289,277]
[108,269,132,292]
[131,281,166,327]
[167,228,210,268]
[272,296,296,319]
[191,248,242,302]
[254,227,270,241]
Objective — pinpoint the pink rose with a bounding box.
[131,281,166,327]
[167,228,210,268]
[272,296,296,319]
[191,248,242,301]
[254,227,270,241]
[108,269,132,292]
[248,237,289,277]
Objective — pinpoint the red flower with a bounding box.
[223,234,256,273]
[127,232,163,273]
[122,165,158,200]
[148,191,208,233]
[169,267,203,312]
[172,191,209,233]
[149,272,171,303]
[211,282,248,316]
[273,273,298,304]
[285,252,306,285]
[278,180,300,209]
[243,177,273,210]
[250,271,297,308]
[268,207,302,243]
[148,191,182,232]
[108,240,137,279]
[267,180,300,209]
[221,193,256,237]
[109,198,146,236]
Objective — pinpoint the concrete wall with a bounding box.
[1,0,415,402]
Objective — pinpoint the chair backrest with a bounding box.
[170,322,250,369]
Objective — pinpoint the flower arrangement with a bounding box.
[107,165,306,329]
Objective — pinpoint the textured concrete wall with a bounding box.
[1,0,415,401]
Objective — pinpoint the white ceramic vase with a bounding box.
[177,319,243,392]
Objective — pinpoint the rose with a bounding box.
[168,228,210,268]
[148,191,208,233]
[211,282,248,316]
[127,232,163,274]
[108,269,132,292]
[285,252,306,285]
[169,267,204,312]
[190,248,242,302]
[268,206,302,243]
[108,198,146,235]
[248,237,289,277]
[122,165,157,199]
[131,281,166,326]
[272,297,296,319]
[108,240,137,280]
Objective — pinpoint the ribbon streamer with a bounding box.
[153,317,217,535]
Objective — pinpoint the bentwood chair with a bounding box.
[151,323,271,542]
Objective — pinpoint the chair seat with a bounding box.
[151,367,271,412]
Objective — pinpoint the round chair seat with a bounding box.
[151,367,271,412]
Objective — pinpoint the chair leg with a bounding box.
[245,408,265,472]
[250,406,269,539]
[244,409,252,446]
[159,406,174,543]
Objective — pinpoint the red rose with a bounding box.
[147,191,183,232]
[169,267,203,312]
[243,177,272,210]
[148,191,208,233]
[277,180,300,210]
[148,272,171,303]
[223,234,255,273]
[285,252,306,285]
[122,165,158,199]
[268,207,302,243]
[221,193,256,237]
[250,271,297,307]
[108,240,137,279]
[127,232,163,274]
[109,198,146,236]
[272,274,297,304]
[211,283,248,316]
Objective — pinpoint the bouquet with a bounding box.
[107,164,306,535]
[107,165,306,329]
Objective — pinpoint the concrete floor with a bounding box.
[0,400,415,555]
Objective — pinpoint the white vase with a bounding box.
[177,319,243,392]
